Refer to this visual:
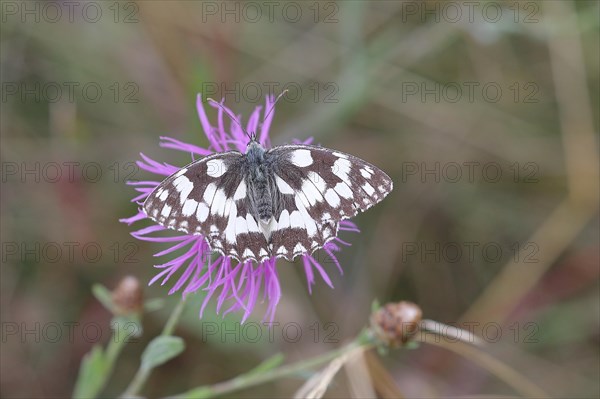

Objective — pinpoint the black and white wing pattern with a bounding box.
[266,145,393,261]
[143,152,270,262]
[143,144,393,264]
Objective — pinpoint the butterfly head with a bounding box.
[245,133,265,158]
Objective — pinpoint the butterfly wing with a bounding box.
[265,145,393,261]
[143,151,269,262]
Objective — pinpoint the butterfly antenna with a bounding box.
[260,90,288,128]
[206,97,252,140]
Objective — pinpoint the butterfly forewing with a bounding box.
[266,145,393,261]
[144,151,269,262]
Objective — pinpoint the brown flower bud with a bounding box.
[370,301,422,347]
[112,275,143,315]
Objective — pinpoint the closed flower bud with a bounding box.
[370,301,422,347]
[112,275,143,315]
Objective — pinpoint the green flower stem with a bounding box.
[101,334,127,385]
[72,327,126,398]
[173,332,373,399]
[121,296,189,398]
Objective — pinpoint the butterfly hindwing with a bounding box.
[266,145,393,261]
[143,151,269,262]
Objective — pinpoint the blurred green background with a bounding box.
[1,1,598,397]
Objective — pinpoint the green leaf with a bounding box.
[179,386,214,399]
[371,299,381,313]
[111,315,143,340]
[72,345,107,398]
[246,353,285,376]
[92,284,116,314]
[144,298,165,312]
[141,336,185,370]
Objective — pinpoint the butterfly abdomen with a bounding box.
[254,181,273,221]
[246,158,274,222]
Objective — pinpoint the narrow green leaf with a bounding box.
[179,386,213,399]
[92,284,116,314]
[371,299,381,313]
[144,298,165,312]
[72,345,107,398]
[141,336,185,370]
[246,353,285,376]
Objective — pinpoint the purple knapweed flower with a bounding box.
[120,94,360,323]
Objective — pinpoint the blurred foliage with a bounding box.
[1,1,598,398]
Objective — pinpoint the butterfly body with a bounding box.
[244,141,276,222]
[144,139,393,263]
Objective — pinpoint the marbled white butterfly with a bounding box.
[143,100,393,263]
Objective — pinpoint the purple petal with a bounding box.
[197,94,222,152]
[159,136,212,156]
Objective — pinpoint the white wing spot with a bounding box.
[233,180,247,200]
[203,182,217,203]
[324,188,341,207]
[307,171,327,192]
[182,199,199,216]
[212,188,227,216]
[360,168,372,179]
[235,216,248,235]
[275,175,294,194]
[196,202,209,222]
[301,179,323,206]
[207,159,227,178]
[277,209,290,230]
[294,243,306,254]
[174,176,193,204]
[246,213,260,232]
[334,182,353,199]
[174,168,188,178]
[333,158,352,184]
[289,210,303,229]
[333,152,348,159]
[159,189,169,201]
[294,196,317,237]
[289,149,313,167]
[225,202,238,244]
[161,204,172,218]
[363,182,375,196]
